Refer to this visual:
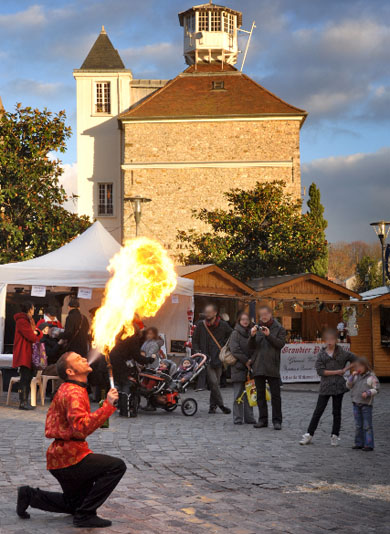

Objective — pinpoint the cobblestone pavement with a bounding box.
[0,383,389,534]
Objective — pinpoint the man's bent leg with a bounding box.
[71,454,126,524]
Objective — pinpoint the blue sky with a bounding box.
[0,0,389,242]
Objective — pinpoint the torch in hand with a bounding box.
[104,348,115,390]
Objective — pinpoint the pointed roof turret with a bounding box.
[80,27,126,70]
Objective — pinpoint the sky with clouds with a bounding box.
[0,0,389,242]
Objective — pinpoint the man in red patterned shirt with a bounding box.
[16,351,126,529]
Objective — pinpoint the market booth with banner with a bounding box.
[248,274,362,382]
[0,222,194,381]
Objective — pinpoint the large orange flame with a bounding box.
[92,237,177,355]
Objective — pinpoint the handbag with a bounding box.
[203,321,237,367]
[32,342,48,370]
[245,374,271,406]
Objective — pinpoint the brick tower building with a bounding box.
[75,2,307,255]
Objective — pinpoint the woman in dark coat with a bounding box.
[230,312,256,425]
[59,298,89,357]
[12,301,42,410]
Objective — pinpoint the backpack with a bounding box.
[32,342,48,370]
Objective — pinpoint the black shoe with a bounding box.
[16,486,32,519]
[144,404,156,412]
[362,447,374,452]
[234,421,243,425]
[129,411,138,418]
[208,406,217,414]
[253,421,268,428]
[74,516,112,528]
[352,445,363,450]
[273,423,282,430]
[219,405,231,414]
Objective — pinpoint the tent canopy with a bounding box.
[0,222,193,295]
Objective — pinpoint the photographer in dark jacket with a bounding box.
[59,298,89,357]
[248,305,286,430]
[191,304,232,414]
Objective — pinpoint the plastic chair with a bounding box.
[37,374,59,406]
[7,373,41,407]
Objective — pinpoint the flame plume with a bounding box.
[92,237,177,357]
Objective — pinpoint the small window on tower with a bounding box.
[210,11,221,31]
[186,13,195,32]
[212,81,225,91]
[198,11,209,31]
[95,82,111,114]
[224,13,234,34]
[98,183,113,216]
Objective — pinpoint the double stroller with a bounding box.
[119,353,207,417]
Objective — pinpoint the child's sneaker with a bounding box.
[330,434,340,446]
[299,433,313,445]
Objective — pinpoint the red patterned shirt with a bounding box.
[45,381,116,470]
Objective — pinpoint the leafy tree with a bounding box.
[177,181,328,281]
[353,255,382,292]
[0,104,91,263]
[307,183,328,277]
[328,241,381,282]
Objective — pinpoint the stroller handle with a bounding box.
[190,353,207,368]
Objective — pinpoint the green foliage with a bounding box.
[0,104,91,263]
[353,255,382,292]
[177,181,328,281]
[307,182,328,277]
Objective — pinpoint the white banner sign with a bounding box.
[31,285,46,297]
[280,343,350,383]
[77,287,93,300]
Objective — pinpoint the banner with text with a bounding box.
[280,343,350,383]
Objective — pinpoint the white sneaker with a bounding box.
[299,433,313,445]
[330,434,340,446]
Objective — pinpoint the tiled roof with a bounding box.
[80,27,126,70]
[119,64,307,121]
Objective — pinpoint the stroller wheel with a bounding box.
[164,404,178,412]
[181,398,198,417]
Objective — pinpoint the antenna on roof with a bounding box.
[239,20,256,72]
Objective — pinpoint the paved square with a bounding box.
[0,384,389,533]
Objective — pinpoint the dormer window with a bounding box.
[212,81,225,91]
[95,81,111,114]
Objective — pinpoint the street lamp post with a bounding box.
[125,196,151,237]
[370,221,390,287]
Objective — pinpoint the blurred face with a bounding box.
[182,360,191,369]
[354,362,366,374]
[259,307,272,324]
[48,314,56,320]
[204,305,217,321]
[239,314,250,328]
[160,362,168,370]
[66,352,92,378]
[42,326,50,335]
[28,305,35,317]
[324,333,337,346]
[146,329,155,340]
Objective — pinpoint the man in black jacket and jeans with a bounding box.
[249,306,286,430]
[59,298,90,358]
[192,304,232,414]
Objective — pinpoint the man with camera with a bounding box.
[248,306,286,430]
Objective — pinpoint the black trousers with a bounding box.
[254,375,282,425]
[19,366,34,396]
[307,393,344,436]
[30,453,126,520]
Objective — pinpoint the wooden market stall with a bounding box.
[351,289,390,377]
[176,264,253,323]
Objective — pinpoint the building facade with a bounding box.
[75,3,307,255]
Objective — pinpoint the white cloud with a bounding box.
[60,163,78,213]
[302,147,390,242]
[0,5,46,29]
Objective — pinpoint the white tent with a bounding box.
[0,222,193,353]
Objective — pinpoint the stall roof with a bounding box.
[176,264,254,297]
[248,273,361,299]
[360,286,390,300]
[0,222,193,295]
